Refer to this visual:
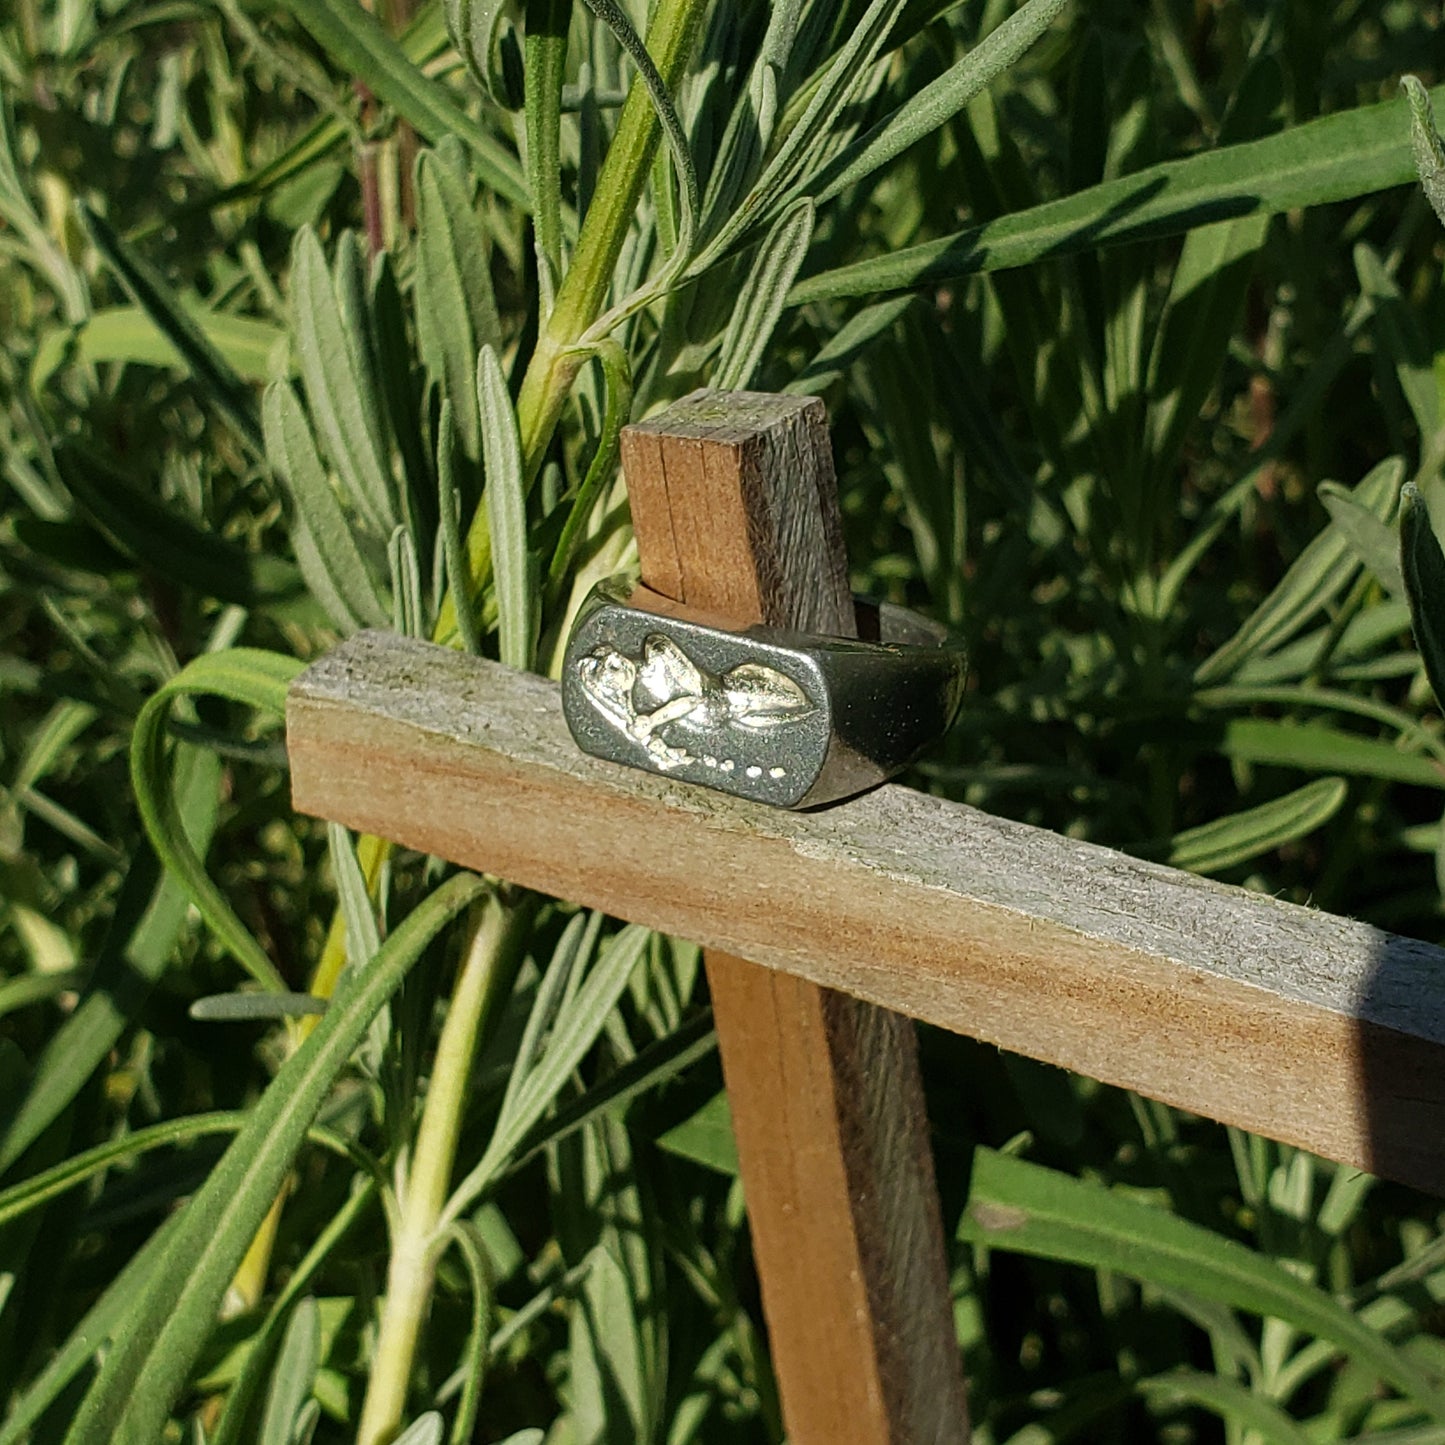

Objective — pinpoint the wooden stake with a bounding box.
[619,390,970,1445]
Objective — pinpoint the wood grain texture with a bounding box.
[287,635,1445,1197]
[619,390,969,1445]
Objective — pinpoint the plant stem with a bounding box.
[435,0,705,656]
[354,11,706,1429]
[514,0,704,478]
[356,892,533,1445]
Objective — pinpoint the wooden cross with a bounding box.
[287,391,1445,1445]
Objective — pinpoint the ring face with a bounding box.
[562,589,833,807]
[562,577,967,809]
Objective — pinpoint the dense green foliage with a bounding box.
[4,0,1445,1440]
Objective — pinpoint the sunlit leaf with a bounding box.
[813,0,1069,206]
[1218,718,1445,789]
[713,198,813,391]
[1196,457,1403,684]
[1167,778,1348,874]
[291,228,397,537]
[415,147,502,461]
[478,345,537,670]
[258,1297,320,1445]
[263,380,390,632]
[31,305,285,391]
[791,82,1445,303]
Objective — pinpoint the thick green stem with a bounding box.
[440,0,705,647]
[513,0,706,479]
[356,893,533,1445]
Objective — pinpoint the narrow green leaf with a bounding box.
[0,1213,184,1444]
[445,0,510,101]
[190,993,328,1021]
[414,150,501,461]
[1143,57,1277,477]
[209,1185,377,1445]
[277,0,529,208]
[334,230,400,504]
[814,0,1069,206]
[503,926,651,1153]
[79,206,263,453]
[203,0,450,210]
[960,1148,1445,1418]
[713,198,814,391]
[291,229,396,537]
[58,445,302,607]
[656,1088,737,1175]
[389,524,427,637]
[790,82,1445,304]
[392,1415,444,1445]
[524,0,569,307]
[370,252,434,542]
[11,699,95,790]
[0,94,88,321]
[509,1010,716,1172]
[438,401,484,654]
[501,912,601,1125]
[1166,777,1347,874]
[1355,241,1441,444]
[0,1113,244,1230]
[1320,479,1406,597]
[1402,480,1445,709]
[545,338,632,608]
[0,970,81,1023]
[130,649,304,993]
[328,821,382,969]
[0,746,221,1175]
[1403,75,1445,230]
[1218,718,1445,789]
[443,1220,493,1445]
[31,305,285,391]
[259,1297,320,1445]
[695,0,899,266]
[785,294,913,395]
[478,346,537,670]
[1231,600,1415,687]
[64,872,487,1445]
[263,380,390,632]
[1196,457,1403,684]
[1135,1368,1315,1445]
[443,925,650,1225]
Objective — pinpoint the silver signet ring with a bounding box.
[561,576,966,809]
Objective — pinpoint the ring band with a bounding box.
[561,575,966,808]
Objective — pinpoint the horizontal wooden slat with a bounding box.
[288,631,1445,1195]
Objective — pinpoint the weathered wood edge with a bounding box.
[287,631,1445,1195]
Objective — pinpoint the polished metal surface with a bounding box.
[561,576,966,808]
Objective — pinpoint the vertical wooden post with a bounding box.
[620,390,970,1445]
